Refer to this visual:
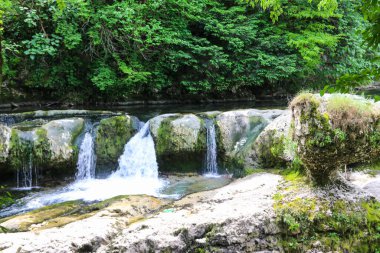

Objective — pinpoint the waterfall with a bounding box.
[205,119,218,176]
[15,131,38,189]
[75,132,96,181]
[114,122,158,178]
[16,153,34,188]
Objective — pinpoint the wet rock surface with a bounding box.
[0,195,170,253]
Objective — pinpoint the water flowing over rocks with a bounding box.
[0,118,84,181]
[148,109,286,173]
[0,108,290,182]
[0,100,379,252]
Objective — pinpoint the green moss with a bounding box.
[96,115,138,166]
[244,168,267,175]
[33,128,51,165]
[274,179,380,252]
[290,93,380,184]
[70,121,84,144]
[290,92,321,114]
[370,128,380,147]
[327,95,373,114]
[196,118,207,153]
[282,169,303,182]
[156,117,177,155]
[0,200,84,232]
[8,129,32,171]
[269,135,286,161]
[326,95,376,134]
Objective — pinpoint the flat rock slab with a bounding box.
[0,195,170,253]
[100,173,282,252]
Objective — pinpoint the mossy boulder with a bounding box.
[42,118,84,164]
[247,111,296,168]
[215,109,284,169]
[95,115,140,169]
[291,93,380,184]
[4,118,84,179]
[150,114,206,172]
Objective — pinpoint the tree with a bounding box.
[1,0,377,101]
[0,0,12,94]
[362,0,380,48]
[246,0,379,94]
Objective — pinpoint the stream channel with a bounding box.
[0,101,285,218]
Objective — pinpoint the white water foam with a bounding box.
[113,122,159,178]
[75,132,96,181]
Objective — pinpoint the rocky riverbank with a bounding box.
[0,171,378,253]
[1,93,380,252]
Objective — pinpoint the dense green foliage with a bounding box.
[1,0,377,101]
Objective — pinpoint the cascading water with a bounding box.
[75,132,96,181]
[205,119,218,176]
[17,153,34,188]
[0,120,166,217]
[114,122,158,178]
[15,131,38,189]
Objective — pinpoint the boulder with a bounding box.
[150,114,206,172]
[149,113,179,138]
[5,118,84,178]
[95,115,140,169]
[42,118,85,163]
[247,110,294,168]
[215,109,284,163]
[291,93,380,184]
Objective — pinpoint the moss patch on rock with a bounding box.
[274,173,380,252]
[0,195,169,233]
[95,115,139,168]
